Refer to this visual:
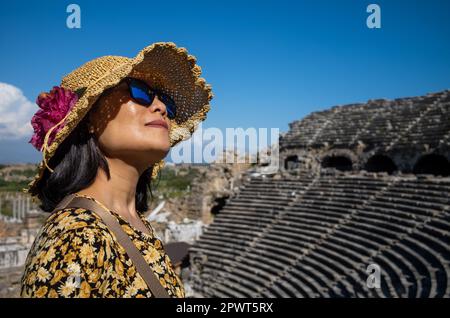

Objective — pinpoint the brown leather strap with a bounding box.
[52,194,170,298]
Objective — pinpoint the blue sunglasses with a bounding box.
[124,77,176,119]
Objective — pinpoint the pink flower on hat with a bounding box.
[29,86,78,151]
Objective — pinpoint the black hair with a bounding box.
[31,103,159,214]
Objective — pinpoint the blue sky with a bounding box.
[0,0,449,163]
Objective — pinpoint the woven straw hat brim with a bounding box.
[24,42,213,198]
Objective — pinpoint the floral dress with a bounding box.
[20,194,185,298]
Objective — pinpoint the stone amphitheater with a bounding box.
[189,90,450,298]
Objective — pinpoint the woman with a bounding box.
[20,42,213,298]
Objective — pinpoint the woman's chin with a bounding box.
[146,144,171,158]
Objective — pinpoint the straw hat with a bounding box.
[23,42,213,198]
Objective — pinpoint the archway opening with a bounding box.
[285,155,299,170]
[365,155,397,174]
[210,196,228,215]
[322,155,352,171]
[413,154,450,176]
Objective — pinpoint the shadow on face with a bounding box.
[87,79,172,169]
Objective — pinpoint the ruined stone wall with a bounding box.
[280,90,450,175]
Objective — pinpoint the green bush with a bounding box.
[153,167,201,199]
[0,179,29,192]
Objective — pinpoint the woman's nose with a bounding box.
[148,96,167,117]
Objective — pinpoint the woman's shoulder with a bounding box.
[44,206,110,235]
[21,207,119,297]
[48,205,99,224]
[25,208,114,256]
[27,207,115,262]
[22,208,114,267]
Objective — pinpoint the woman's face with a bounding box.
[88,79,171,169]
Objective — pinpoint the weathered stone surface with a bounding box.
[189,90,450,298]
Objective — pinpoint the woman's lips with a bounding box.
[145,119,169,130]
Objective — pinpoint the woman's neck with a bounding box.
[76,157,146,220]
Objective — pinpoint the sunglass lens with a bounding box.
[128,79,153,106]
[158,93,176,119]
[126,78,177,119]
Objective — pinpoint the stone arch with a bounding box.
[413,154,450,176]
[322,155,353,171]
[284,155,299,170]
[364,154,397,174]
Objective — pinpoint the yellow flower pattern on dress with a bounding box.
[20,194,185,298]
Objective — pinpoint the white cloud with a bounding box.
[0,82,34,140]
